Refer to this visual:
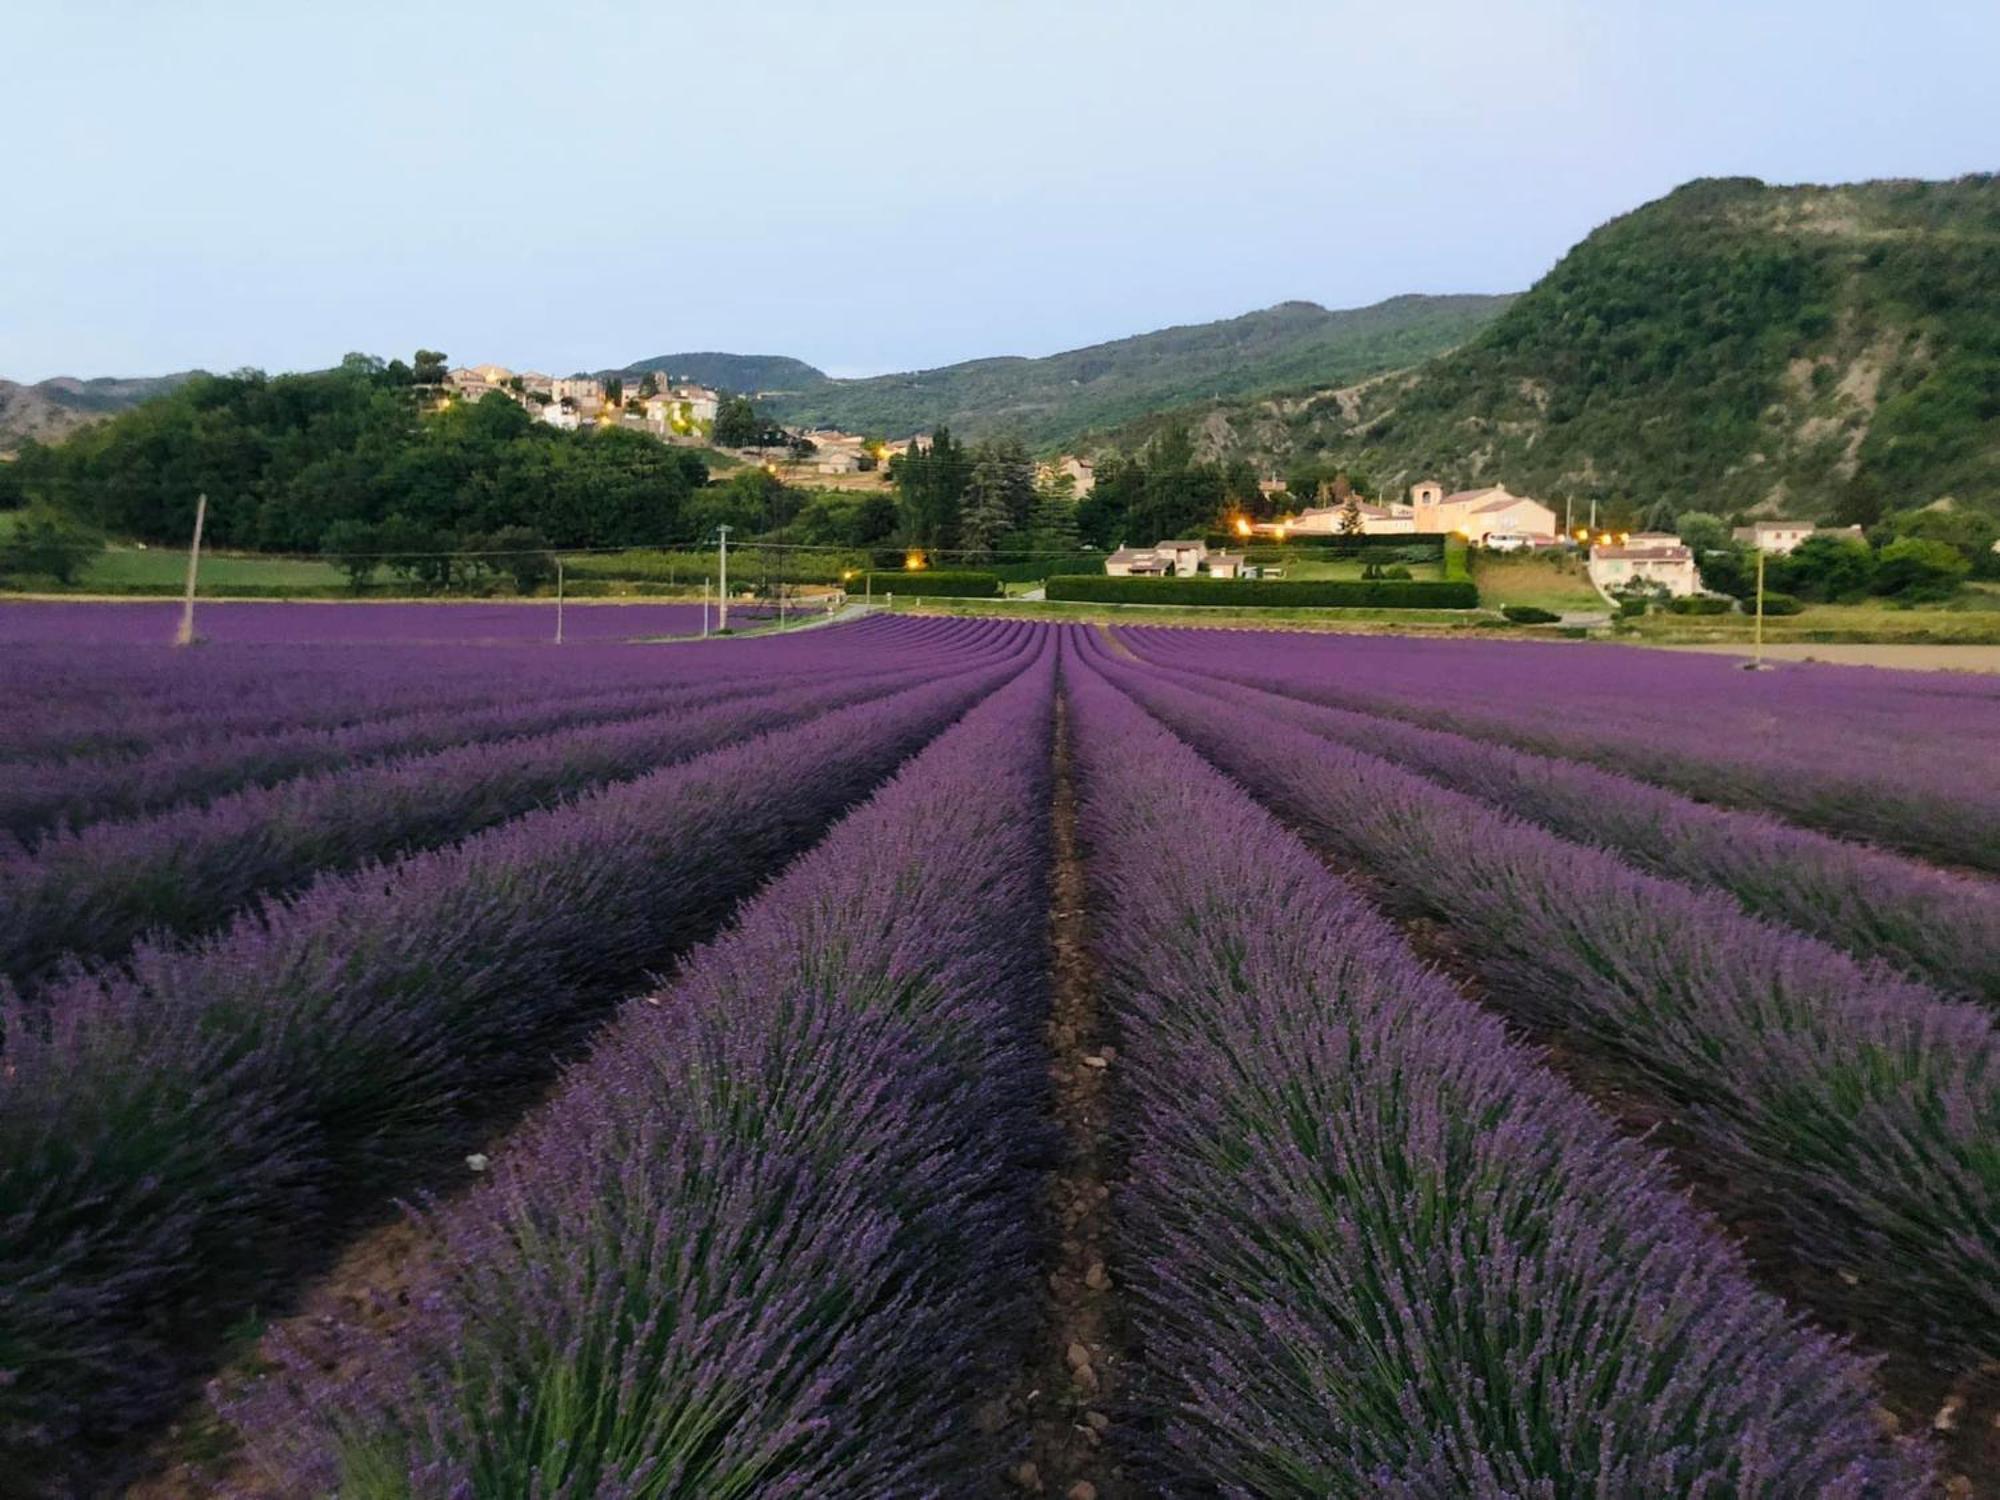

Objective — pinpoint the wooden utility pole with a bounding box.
[1752,547,1766,669]
[702,576,711,638]
[716,525,732,632]
[175,493,207,647]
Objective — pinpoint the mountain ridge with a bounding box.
[611,293,1514,446]
[1107,174,2000,522]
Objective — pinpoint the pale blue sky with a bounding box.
[5,0,1994,381]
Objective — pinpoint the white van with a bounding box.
[1483,532,1531,553]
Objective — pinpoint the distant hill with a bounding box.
[0,372,199,451]
[1122,176,2000,522]
[600,352,827,395]
[617,294,1513,448]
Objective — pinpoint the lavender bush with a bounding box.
[226,643,1059,1496]
[0,665,940,986]
[1062,642,1926,1496]
[0,641,1028,1482]
[0,671,810,844]
[1138,656,2000,1006]
[1127,627,2000,871]
[1082,635,2000,1372]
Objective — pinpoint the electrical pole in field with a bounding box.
[716,525,732,632]
[702,576,711,638]
[1751,547,1767,670]
[1589,496,1598,536]
[175,493,207,647]
[554,557,565,645]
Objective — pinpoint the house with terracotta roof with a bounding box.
[1408,481,1558,543]
[1587,539,1700,598]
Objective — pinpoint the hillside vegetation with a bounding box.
[599,352,828,394]
[1120,176,2000,523]
[626,295,1511,447]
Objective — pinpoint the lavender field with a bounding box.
[4,614,1995,1496]
[0,599,775,646]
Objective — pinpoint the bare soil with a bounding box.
[984,692,1137,1499]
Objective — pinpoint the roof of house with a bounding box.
[1442,485,1508,505]
[1594,544,1692,562]
[1471,494,1546,514]
[1208,551,1247,564]
[1155,539,1206,548]
[1107,547,1155,563]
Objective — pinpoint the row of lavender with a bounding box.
[0,599,780,648]
[1063,641,1926,1493]
[1126,651,2000,1005]
[1129,627,2000,872]
[201,629,1938,1494]
[0,620,1036,1486]
[0,665,935,987]
[1081,633,2000,1373]
[223,640,1062,1493]
[0,613,983,770]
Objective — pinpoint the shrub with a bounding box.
[1501,604,1562,624]
[861,570,1002,598]
[1046,576,1479,609]
[1665,594,1735,615]
[0,507,103,584]
[1617,598,1649,618]
[1755,591,1804,615]
[1872,537,1971,601]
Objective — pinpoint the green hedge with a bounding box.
[1442,536,1471,584]
[1665,594,1735,615]
[1501,604,1562,624]
[864,570,1002,598]
[986,554,1107,583]
[1045,576,1480,609]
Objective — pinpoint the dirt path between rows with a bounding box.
[984,691,1136,1499]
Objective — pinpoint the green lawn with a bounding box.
[85,546,347,591]
[1627,595,2000,645]
[894,596,1496,632]
[1263,557,1443,582]
[1470,551,1605,613]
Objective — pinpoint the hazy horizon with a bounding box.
[6,0,1995,384]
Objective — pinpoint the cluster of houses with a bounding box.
[1586,519,1864,600]
[1101,476,1874,608]
[1254,481,1561,546]
[444,364,722,439]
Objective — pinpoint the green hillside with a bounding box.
[623,295,1512,448]
[601,352,828,394]
[1125,176,2000,523]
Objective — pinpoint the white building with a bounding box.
[1272,502,1417,537]
[541,402,581,431]
[1409,481,1559,543]
[1106,540,1208,577]
[1588,540,1700,598]
[1731,520,1862,554]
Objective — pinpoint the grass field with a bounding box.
[1470,550,1606,613]
[1627,593,2000,645]
[895,594,1496,632]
